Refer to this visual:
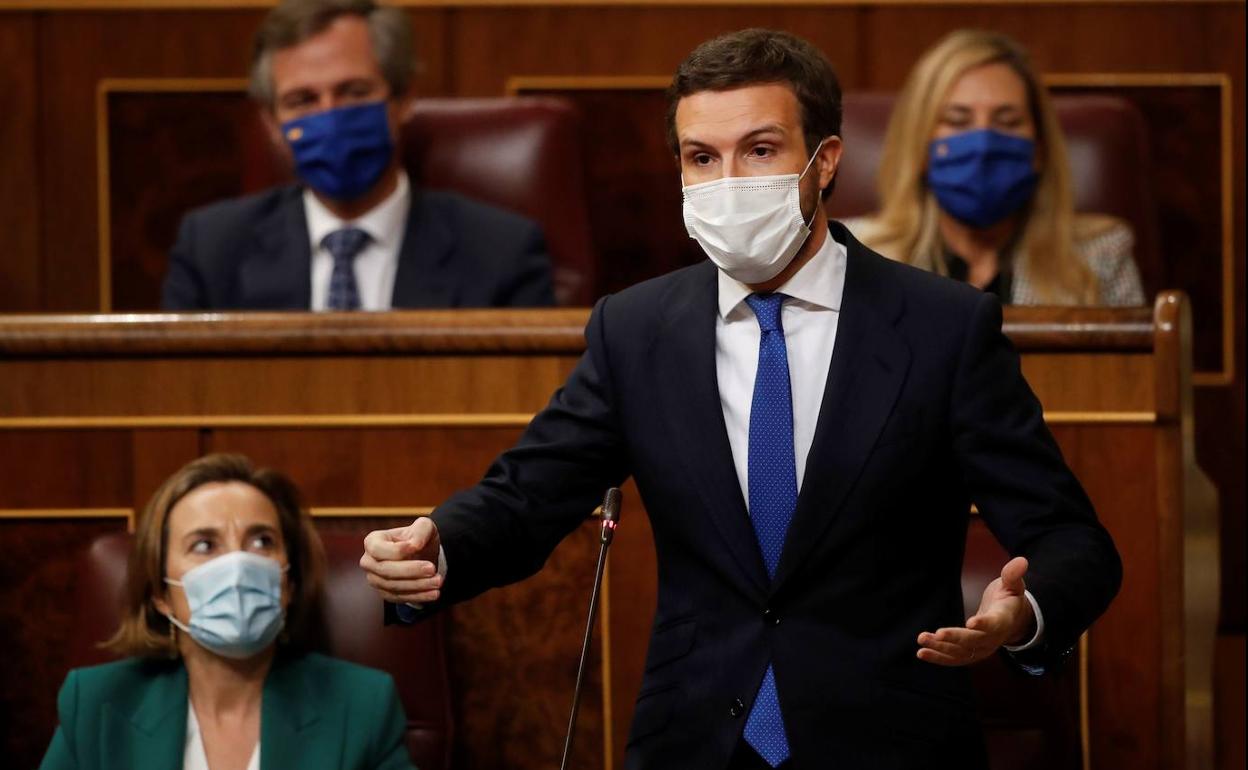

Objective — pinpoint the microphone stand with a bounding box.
[559,487,623,770]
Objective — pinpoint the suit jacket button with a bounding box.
[763,608,780,626]
[729,699,745,718]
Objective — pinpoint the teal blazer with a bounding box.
[40,652,416,770]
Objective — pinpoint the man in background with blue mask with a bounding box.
[361,29,1121,769]
[162,0,555,311]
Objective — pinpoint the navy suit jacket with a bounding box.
[403,222,1121,769]
[161,184,556,310]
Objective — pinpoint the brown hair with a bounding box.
[666,28,842,196]
[853,29,1098,304]
[249,0,416,108]
[105,453,327,658]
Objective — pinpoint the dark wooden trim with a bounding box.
[0,306,1157,357]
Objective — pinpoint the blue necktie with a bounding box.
[323,227,370,310]
[742,293,795,767]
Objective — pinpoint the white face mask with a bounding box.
[682,142,824,284]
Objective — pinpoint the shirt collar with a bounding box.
[716,225,847,319]
[304,170,411,251]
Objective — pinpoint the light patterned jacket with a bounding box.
[841,214,1146,307]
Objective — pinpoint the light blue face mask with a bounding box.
[165,550,287,660]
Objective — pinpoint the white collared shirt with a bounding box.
[184,702,259,770]
[304,171,411,311]
[715,230,845,501]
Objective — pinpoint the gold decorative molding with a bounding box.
[0,507,136,531]
[0,506,434,520]
[507,75,671,95]
[1042,411,1156,424]
[0,507,133,519]
[308,507,434,517]
[0,411,1156,430]
[1080,633,1090,770]
[0,413,535,429]
[95,78,251,313]
[1044,72,1237,388]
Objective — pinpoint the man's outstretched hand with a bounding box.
[916,556,1034,666]
[360,517,443,604]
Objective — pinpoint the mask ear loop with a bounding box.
[798,137,829,230]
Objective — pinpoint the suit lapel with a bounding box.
[239,187,313,310]
[391,190,457,307]
[261,655,334,769]
[656,263,769,597]
[105,662,186,770]
[771,228,911,594]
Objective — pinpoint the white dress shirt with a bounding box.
[716,230,845,500]
[305,171,411,311]
[184,703,259,770]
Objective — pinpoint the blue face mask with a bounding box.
[926,129,1039,228]
[165,550,287,660]
[282,101,394,201]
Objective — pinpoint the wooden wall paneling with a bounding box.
[202,426,524,506]
[0,430,135,508]
[0,13,43,312]
[451,7,861,97]
[1049,79,1229,377]
[1052,423,1162,768]
[104,86,274,311]
[129,428,204,504]
[441,521,604,770]
[1191,1,1246,634]
[36,11,264,311]
[0,355,577,418]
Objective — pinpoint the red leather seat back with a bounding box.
[70,531,452,770]
[401,97,597,306]
[830,92,1161,297]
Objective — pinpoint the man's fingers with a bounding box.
[916,635,964,658]
[917,626,993,666]
[365,572,443,595]
[1000,556,1028,593]
[916,647,962,666]
[363,518,436,562]
[360,552,438,580]
[363,526,418,561]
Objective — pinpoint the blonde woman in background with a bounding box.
[848,30,1145,305]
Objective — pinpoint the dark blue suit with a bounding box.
[161,184,556,310]
[406,222,1120,769]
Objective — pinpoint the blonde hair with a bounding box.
[856,30,1097,304]
[105,453,327,658]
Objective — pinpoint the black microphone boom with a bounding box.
[559,487,623,770]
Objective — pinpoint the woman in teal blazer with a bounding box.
[40,454,416,770]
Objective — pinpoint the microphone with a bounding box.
[559,487,624,770]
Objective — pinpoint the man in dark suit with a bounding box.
[360,29,1121,769]
[162,0,554,311]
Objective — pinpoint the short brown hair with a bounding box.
[105,453,327,658]
[666,28,843,164]
[249,0,416,108]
